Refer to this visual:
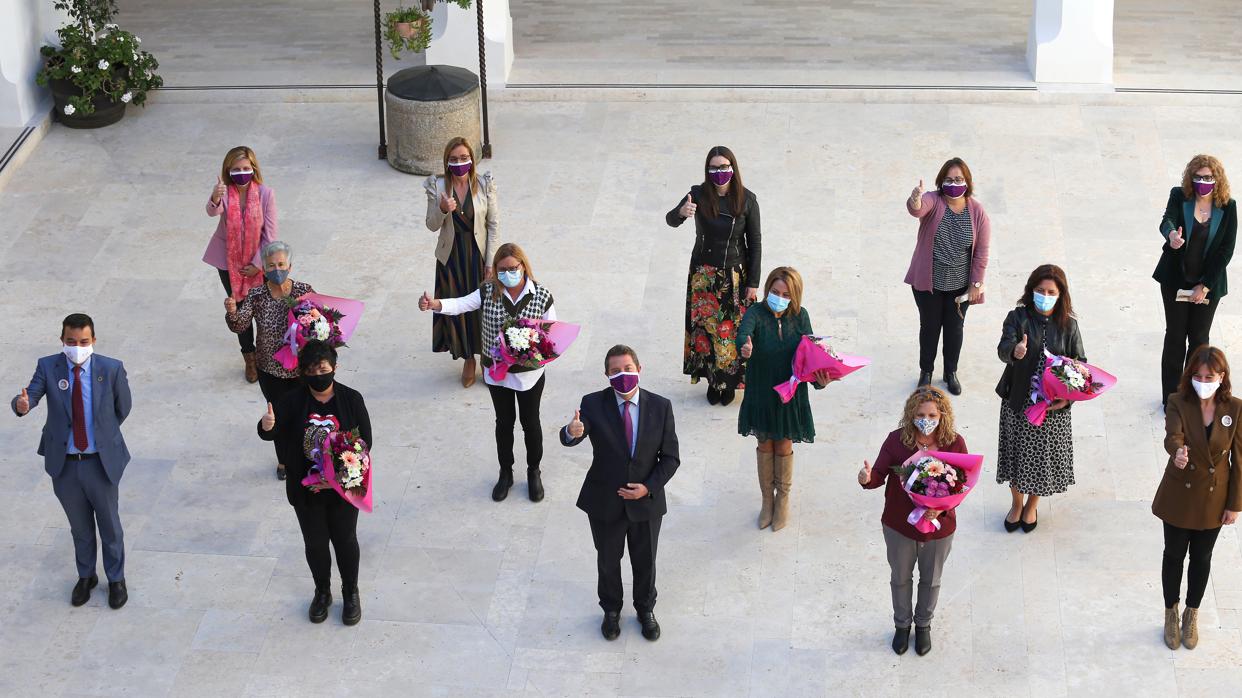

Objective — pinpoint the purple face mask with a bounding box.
[609,371,639,394]
[1194,181,1215,197]
[941,182,967,198]
[708,169,733,186]
[229,170,254,186]
[448,160,472,177]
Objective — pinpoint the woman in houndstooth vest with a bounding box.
[419,243,556,502]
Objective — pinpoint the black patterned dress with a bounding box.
[432,192,483,359]
[996,346,1076,496]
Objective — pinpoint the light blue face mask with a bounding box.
[1032,291,1057,313]
[497,269,523,289]
[766,292,790,314]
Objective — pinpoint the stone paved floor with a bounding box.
[2,85,1242,695]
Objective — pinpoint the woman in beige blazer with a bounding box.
[423,137,499,387]
[1154,345,1242,651]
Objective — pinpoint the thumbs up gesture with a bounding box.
[212,175,227,204]
[567,409,584,439]
[439,192,457,214]
[261,402,276,432]
[911,178,925,202]
[14,388,30,416]
[1169,226,1185,250]
[1013,333,1029,360]
[1173,445,1189,469]
[224,296,238,315]
[857,459,873,485]
[678,192,697,219]
[740,336,754,359]
[418,291,440,312]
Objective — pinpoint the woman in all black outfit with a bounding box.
[259,339,372,626]
[1153,154,1238,406]
[666,145,761,406]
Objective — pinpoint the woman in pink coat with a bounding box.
[904,157,992,396]
[203,146,278,383]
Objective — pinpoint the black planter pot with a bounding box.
[48,78,126,129]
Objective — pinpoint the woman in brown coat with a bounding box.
[1153,345,1242,651]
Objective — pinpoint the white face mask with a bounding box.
[1191,378,1221,400]
[63,344,93,365]
[913,417,939,436]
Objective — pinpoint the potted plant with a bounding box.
[35,0,162,129]
[384,6,432,59]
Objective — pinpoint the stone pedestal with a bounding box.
[1026,0,1114,87]
[385,65,481,175]
[424,0,512,87]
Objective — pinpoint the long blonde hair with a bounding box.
[763,266,804,317]
[1181,154,1231,207]
[219,146,263,185]
[442,136,478,194]
[489,242,537,301]
[897,386,958,450]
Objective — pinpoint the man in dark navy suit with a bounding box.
[561,344,679,641]
[12,313,133,608]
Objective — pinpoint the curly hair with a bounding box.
[898,386,958,450]
[1181,154,1231,207]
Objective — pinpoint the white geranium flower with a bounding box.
[121,92,132,103]
[135,37,142,43]
[98,59,109,70]
[63,104,75,115]
[70,65,82,74]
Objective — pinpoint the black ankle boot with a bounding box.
[308,588,332,624]
[719,388,736,406]
[706,385,720,405]
[491,468,514,502]
[342,586,361,626]
[944,372,961,395]
[918,371,932,387]
[527,467,545,502]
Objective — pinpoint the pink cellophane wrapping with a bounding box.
[773,335,871,404]
[1023,351,1117,426]
[273,293,366,370]
[487,320,581,381]
[900,450,984,534]
[301,434,373,513]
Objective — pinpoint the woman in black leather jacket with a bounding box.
[666,145,762,406]
[995,264,1086,533]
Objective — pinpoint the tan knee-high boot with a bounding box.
[772,452,794,532]
[757,450,775,529]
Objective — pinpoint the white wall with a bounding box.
[0,0,69,127]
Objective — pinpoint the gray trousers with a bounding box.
[51,455,125,581]
[883,525,952,628]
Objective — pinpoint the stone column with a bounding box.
[0,0,67,127]
[1026,0,1114,87]
[424,0,513,88]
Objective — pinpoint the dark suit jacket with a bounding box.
[12,353,132,483]
[258,381,372,507]
[561,387,680,522]
[1153,185,1238,299]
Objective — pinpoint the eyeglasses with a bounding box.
[497,265,522,273]
[1193,176,1216,184]
[942,177,966,185]
[707,166,733,174]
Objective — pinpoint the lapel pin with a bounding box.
[58,379,69,391]
[1222,415,1233,427]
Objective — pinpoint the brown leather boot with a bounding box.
[757,450,775,529]
[242,352,258,383]
[1164,604,1180,650]
[1182,607,1199,649]
[771,452,794,532]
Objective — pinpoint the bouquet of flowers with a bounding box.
[773,335,871,403]
[487,318,580,381]
[1024,350,1118,426]
[272,293,365,370]
[302,427,373,512]
[897,450,984,534]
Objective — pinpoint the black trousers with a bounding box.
[1162,522,1221,609]
[218,268,256,353]
[486,374,545,471]
[588,514,661,613]
[912,286,969,373]
[1160,283,1221,404]
[293,492,360,592]
[257,371,301,463]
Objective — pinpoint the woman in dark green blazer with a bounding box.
[1153,154,1238,406]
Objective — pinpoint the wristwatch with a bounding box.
[972,282,982,289]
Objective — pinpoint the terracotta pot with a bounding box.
[395,21,414,39]
[48,77,126,129]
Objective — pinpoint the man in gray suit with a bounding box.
[11,313,133,608]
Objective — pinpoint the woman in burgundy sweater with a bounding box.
[859,386,967,657]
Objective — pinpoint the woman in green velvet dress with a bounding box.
[737,266,834,533]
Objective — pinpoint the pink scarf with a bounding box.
[226,184,265,301]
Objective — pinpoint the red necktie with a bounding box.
[72,365,88,451]
[623,401,634,457]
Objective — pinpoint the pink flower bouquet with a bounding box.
[273,293,365,371]
[488,318,580,381]
[897,450,984,534]
[302,427,373,512]
[773,335,871,404]
[1024,350,1117,426]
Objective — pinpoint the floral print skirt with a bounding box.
[684,263,752,391]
